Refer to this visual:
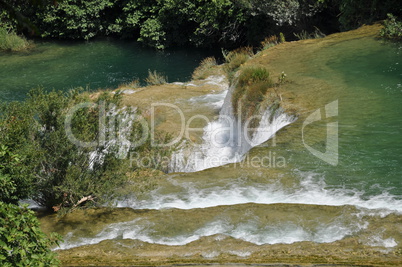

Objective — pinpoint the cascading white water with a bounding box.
[88,104,138,169]
[170,84,296,172]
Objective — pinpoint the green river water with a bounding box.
[0,39,219,102]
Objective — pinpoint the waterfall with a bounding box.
[88,104,138,169]
[170,84,296,172]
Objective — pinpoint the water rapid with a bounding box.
[170,85,296,172]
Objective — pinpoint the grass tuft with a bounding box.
[145,70,167,85]
[119,79,141,89]
[222,47,254,84]
[294,27,325,40]
[192,57,217,80]
[0,27,32,52]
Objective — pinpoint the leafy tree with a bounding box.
[1,87,173,211]
[0,202,60,266]
[336,0,401,29]
[238,0,324,26]
[38,0,116,39]
[1,88,123,210]
[0,102,37,203]
[138,18,166,49]
[2,0,402,48]
[380,13,402,40]
[0,101,61,266]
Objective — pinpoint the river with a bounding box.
[0,39,220,102]
[3,26,401,265]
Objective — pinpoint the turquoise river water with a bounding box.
[0,39,219,102]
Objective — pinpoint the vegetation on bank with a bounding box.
[0,88,173,212]
[380,14,402,40]
[145,70,168,85]
[0,203,61,266]
[192,57,218,80]
[0,86,174,265]
[1,0,401,49]
[0,27,31,51]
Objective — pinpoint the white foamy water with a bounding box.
[56,210,368,250]
[188,89,228,109]
[118,173,402,213]
[170,82,296,172]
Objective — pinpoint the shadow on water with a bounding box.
[0,38,221,102]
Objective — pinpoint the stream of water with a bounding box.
[3,28,401,262]
[52,32,402,254]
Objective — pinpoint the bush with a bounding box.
[0,87,174,212]
[260,33,285,50]
[337,0,402,30]
[0,202,61,266]
[380,14,402,41]
[145,70,167,85]
[0,27,31,51]
[1,88,126,210]
[260,35,279,50]
[237,66,271,88]
[192,57,217,80]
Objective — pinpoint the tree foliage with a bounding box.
[336,0,402,30]
[238,0,324,26]
[38,0,116,40]
[380,13,402,40]
[1,87,173,211]
[0,203,61,266]
[1,0,401,49]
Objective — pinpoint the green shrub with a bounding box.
[380,14,402,41]
[1,87,174,212]
[0,27,31,52]
[279,32,286,43]
[0,202,61,266]
[145,70,167,85]
[237,66,271,88]
[0,88,127,210]
[192,57,217,80]
[232,66,274,124]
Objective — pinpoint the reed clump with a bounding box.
[223,46,254,83]
[259,33,285,51]
[145,70,168,85]
[0,27,32,52]
[192,57,217,80]
[119,79,141,89]
[294,27,325,40]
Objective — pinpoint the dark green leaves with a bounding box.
[0,203,61,266]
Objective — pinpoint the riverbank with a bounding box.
[40,24,402,266]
